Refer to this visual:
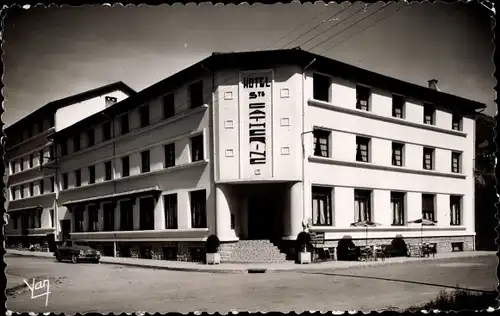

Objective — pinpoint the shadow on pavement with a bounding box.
[302,271,496,294]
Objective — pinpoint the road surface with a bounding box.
[6,254,496,313]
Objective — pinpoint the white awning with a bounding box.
[63,186,161,207]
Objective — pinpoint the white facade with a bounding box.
[5,84,134,245]
[6,51,479,257]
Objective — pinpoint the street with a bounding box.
[6,254,496,313]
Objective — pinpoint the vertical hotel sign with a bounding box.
[240,70,273,178]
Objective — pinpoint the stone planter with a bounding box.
[298,251,312,264]
[206,252,221,265]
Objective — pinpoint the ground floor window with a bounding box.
[311,186,333,226]
[190,190,207,228]
[73,207,84,232]
[139,197,155,230]
[354,189,372,222]
[120,200,134,231]
[88,205,99,232]
[103,203,115,231]
[422,194,435,221]
[49,209,54,228]
[450,195,462,225]
[391,192,405,225]
[164,194,178,229]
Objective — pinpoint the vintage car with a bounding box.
[54,240,101,263]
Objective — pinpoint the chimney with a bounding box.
[105,96,118,107]
[427,79,439,91]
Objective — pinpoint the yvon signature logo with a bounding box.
[23,277,51,306]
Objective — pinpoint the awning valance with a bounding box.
[7,205,43,213]
[62,186,162,207]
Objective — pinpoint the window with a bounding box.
[163,93,175,119]
[49,209,54,227]
[88,205,99,232]
[120,113,129,135]
[190,135,204,162]
[392,143,404,166]
[139,197,155,230]
[86,129,95,147]
[139,105,150,128]
[452,115,462,131]
[120,200,134,231]
[88,165,96,184]
[392,95,405,118]
[190,190,207,228]
[10,161,15,174]
[391,192,405,225]
[39,150,44,165]
[48,145,54,160]
[164,143,175,168]
[122,156,130,177]
[103,203,115,231]
[20,185,24,198]
[20,158,24,171]
[313,129,330,157]
[60,139,68,156]
[50,177,55,192]
[105,161,113,181]
[356,137,370,162]
[141,150,150,173]
[423,147,434,170]
[450,195,461,225]
[29,183,34,196]
[62,173,68,190]
[75,169,81,187]
[12,214,18,229]
[311,186,333,226]
[74,207,84,232]
[356,85,371,111]
[189,80,204,109]
[102,121,112,141]
[29,154,34,168]
[313,73,330,102]
[27,127,32,139]
[49,116,55,128]
[34,210,42,228]
[423,103,435,125]
[73,135,81,152]
[422,194,435,221]
[354,190,372,222]
[164,194,178,229]
[451,152,461,173]
[40,179,44,195]
[11,187,16,200]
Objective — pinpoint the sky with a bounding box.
[2,1,496,127]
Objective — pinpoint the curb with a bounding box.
[6,250,495,274]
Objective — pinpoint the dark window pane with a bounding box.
[163,93,175,119]
[312,186,332,226]
[191,135,204,162]
[190,190,207,228]
[189,81,204,109]
[140,105,150,128]
[141,150,150,173]
[313,73,330,102]
[165,143,175,168]
[164,194,178,229]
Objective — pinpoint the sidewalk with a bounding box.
[6,249,495,274]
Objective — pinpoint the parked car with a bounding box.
[54,240,100,263]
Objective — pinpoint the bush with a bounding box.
[337,237,359,261]
[407,288,498,311]
[390,235,408,257]
[205,235,220,254]
[296,232,311,252]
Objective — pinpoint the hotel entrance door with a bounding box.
[247,196,273,240]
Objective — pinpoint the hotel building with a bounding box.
[4,49,484,262]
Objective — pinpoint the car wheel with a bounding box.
[92,259,100,264]
[71,254,79,264]
[56,255,62,262]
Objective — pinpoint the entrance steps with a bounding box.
[220,239,288,263]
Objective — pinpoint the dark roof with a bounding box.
[54,48,486,139]
[4,81,136,134]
